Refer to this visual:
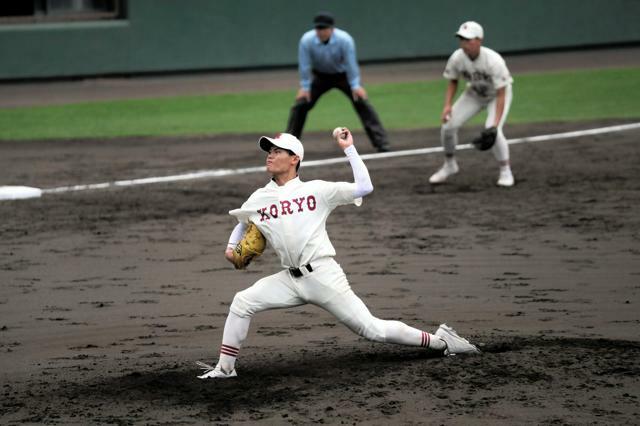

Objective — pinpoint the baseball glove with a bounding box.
[472,127,497,151]
[231,223,266,270]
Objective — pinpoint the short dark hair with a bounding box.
[313,12,334,29]
[286,149,301,172]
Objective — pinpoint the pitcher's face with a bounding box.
[266,147,297,174]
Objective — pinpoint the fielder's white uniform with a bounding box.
[206,144,445,376]
[442,46,514,162]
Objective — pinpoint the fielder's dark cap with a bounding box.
[313,12,334,29]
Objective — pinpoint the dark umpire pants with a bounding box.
[286,71,390,152]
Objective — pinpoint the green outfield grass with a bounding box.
[1,67,639,140]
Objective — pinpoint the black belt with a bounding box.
[312,69,346,78]
[289,263,313,278]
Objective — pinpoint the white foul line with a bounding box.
[18,121,640,196]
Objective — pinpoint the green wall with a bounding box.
[0,0,638,80]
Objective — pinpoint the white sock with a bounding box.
[426,333,446,351]
[382,320,446,350]
[218,351,238,373]
[216,311,251,372]
[445,157,458,170]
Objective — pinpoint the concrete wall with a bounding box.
[0,0,638,80]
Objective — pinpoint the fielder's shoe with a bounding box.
[429,161,459,184]
[497,169,514,187]
[196,361,237,379]
[435,324,481,356]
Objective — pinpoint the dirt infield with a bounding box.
[1,118,639,424]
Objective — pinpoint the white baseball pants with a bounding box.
[214,258,442,371]
[231,258,429,344]
[441,84,513,162]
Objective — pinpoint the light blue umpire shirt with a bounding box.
[298,28,361,91]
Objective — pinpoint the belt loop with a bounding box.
[289,263,313,278]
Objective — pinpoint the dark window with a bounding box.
[0,0,125,24]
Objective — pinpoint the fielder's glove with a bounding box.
[231,223,266,270]
[472,127,497,151]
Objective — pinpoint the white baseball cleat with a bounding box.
[435,324,481,356]
[429,161,459,184]
[497,169,515,187]
[196,361,237,379]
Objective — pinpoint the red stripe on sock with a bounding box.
[420,332,425,347]
[221,344,239,353]
[220,348,238,357]
[220,344,239,357]
[421,331,430,348]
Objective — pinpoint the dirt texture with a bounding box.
[1,116,640,424]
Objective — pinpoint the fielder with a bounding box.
[197,129,479,379]
[429,21,515,187]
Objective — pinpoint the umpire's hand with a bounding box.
[296,89,311,101]
[352,87,367,101]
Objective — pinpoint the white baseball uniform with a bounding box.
[442,46,513,162]
[212,145,444,374]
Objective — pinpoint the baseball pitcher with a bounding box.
[197,129,479,379]
[429,21,515,187]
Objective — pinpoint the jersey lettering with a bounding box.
[307,195,317,211]
[258,194,317,221]
[292,197,306,212]
[461,70,490,83]
[258,207,270,222]
[269,204,279,219]
[280,200,293,215]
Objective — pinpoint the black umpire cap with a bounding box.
[313,12,334,28]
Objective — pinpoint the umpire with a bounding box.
[286,12,391,152]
